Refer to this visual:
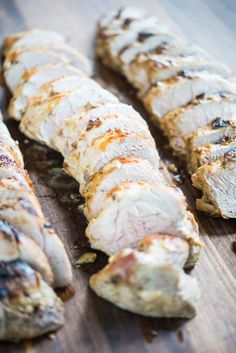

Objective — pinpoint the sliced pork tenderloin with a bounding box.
[126,53,230,94]
[0,260,64,341]
[4,29,92,76]
[8,64,86,121]
[86,181,201,267]
[119,33,184,67]
[83,156,163,220]
[0,219,53,284]
[3,29,66,55]
[9,75,99,121]
[192,152,236,218]
[161,93,236,156]
[3,48,72,92]
[143,71,236,119]
[20,87,118,148]
[54,102,146,155]
[90,235,200,318]
[64,131,159,190]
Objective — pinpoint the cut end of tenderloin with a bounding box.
[90,234,200,318]
[0,260,64,341]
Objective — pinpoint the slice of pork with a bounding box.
[90,239,200,318]
[83,156,163,220]
[98,7,147,32]
[8,64,86,121]
[161,93,236,156]
[3,48,71,93]
[192,153,236,218]
[0,219,53,284]
[64,131,159,190]
[189,139,236,173]
[0,186,72,288]
[4,29,66,55]
[139,234,189,267]
[0,260,64,341]
[86,181,201,266]
[186,117,236,154]
[9,75,99,121]
[0,115,23,165]
[20,87,118,148]
[143,72,236,119]
[69,113,152,158]
[126,53,230,93]
[119,33,184,67]
[54,102,147,155]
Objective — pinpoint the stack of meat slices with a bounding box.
[0,113,72,341]
[3,29,201,318]
[96,6,236,218]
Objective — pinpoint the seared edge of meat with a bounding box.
[0,260,64,341]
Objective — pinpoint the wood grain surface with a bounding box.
[1,0,236,352]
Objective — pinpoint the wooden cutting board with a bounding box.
[1,0,236,352]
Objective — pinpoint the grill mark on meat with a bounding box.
[137,32,155,43]
[0,260,38,299]
[122,18,134,29]
[224,148,236,162]
[217,135,236,145]
[86,118,102,131]
[0,219,23,243]
[0,154,17,168]
[212,118,231,129]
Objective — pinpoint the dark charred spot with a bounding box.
[115,8,123,19]
[71,141,77,149]
[195,93,205,100]
[110,275,121,285]
[218,135,236,145]
[224,148,236,162]
[0,260,37,299]
[137,32,154,42]
[0,260,35,278]
[153,42,169,54]
[219,92,229,99]
[0,154,16,168]
[44,221,52,229]
[178,70,194,78]
[212,118,230,129]
[0,219,23,242]
[86,118,102,131]
[122,18,134,29]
